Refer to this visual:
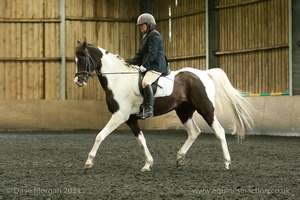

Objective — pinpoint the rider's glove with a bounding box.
[139,66,146,73]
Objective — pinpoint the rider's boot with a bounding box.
[136,85,154,119]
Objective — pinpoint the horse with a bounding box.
[74,40,253,172]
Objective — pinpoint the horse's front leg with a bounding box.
[136,132,153,171]
[126,115,153,172]
[84,113,125,169]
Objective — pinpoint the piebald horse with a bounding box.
[74,40,253,171]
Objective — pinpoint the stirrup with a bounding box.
[136,106,153,119]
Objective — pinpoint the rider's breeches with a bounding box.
[142,70,162,88]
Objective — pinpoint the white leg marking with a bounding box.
[176,118,201,168]
[136,132,153,172]
[84,113,125,169]
[211,116,231,169]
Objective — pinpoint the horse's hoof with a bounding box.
[177,165,184,170]
[141,163,152,172]
[176,160,184,170]
[84,163,93,170]
[225,161,231,170]
[176,156,185,168]
[141,166,151,172]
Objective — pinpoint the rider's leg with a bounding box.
[141,70,162,88]
[136,70,161,119]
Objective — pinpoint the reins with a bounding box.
[76,49,184,86]
[98,71,185,86]
[101,72,139,75]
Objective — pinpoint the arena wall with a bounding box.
[0,96,299,136]
[154,0,290,94]
[0,0,299,136]
[0,0,292,101]
[0,0,139,100]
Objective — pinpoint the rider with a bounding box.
[130,13,168,119]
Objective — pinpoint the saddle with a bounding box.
[138,66,171,96]
[138,66,171,115]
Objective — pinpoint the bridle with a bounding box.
[75,54,100,81]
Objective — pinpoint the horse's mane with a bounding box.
[102,48,136,70]
[115,55,131,67]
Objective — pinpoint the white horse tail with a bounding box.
[206,68,253,139]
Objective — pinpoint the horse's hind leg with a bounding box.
[176,117,201,169]
[126,115,153,172]
[211,116,231,169]
[199,108,231,169]
[175,104,200,169]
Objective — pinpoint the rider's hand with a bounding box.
[139,66,146,73]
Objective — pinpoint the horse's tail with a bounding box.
[206,68,253,139]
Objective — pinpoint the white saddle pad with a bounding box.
[154,71,177,97]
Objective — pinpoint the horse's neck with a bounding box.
[101,51,134,74]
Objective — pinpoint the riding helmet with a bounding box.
[136,13,156,26]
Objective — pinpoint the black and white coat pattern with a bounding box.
[74,40,253,172]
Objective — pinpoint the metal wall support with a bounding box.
[289,0,300,95]
[60,0,66,99]
[206,0,218,69]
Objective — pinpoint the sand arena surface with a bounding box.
[0,131,299,199]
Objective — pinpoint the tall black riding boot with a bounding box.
[136,85,154,119]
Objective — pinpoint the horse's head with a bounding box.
[74,39,103,87]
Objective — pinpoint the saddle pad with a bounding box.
[154,71,177,97]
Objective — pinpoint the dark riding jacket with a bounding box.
[130,29,168,74]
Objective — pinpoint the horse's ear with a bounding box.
[77,40,81,44]
[83,38,87,47]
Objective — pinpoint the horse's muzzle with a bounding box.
[74,76,87,87]
[74,71,92,87]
